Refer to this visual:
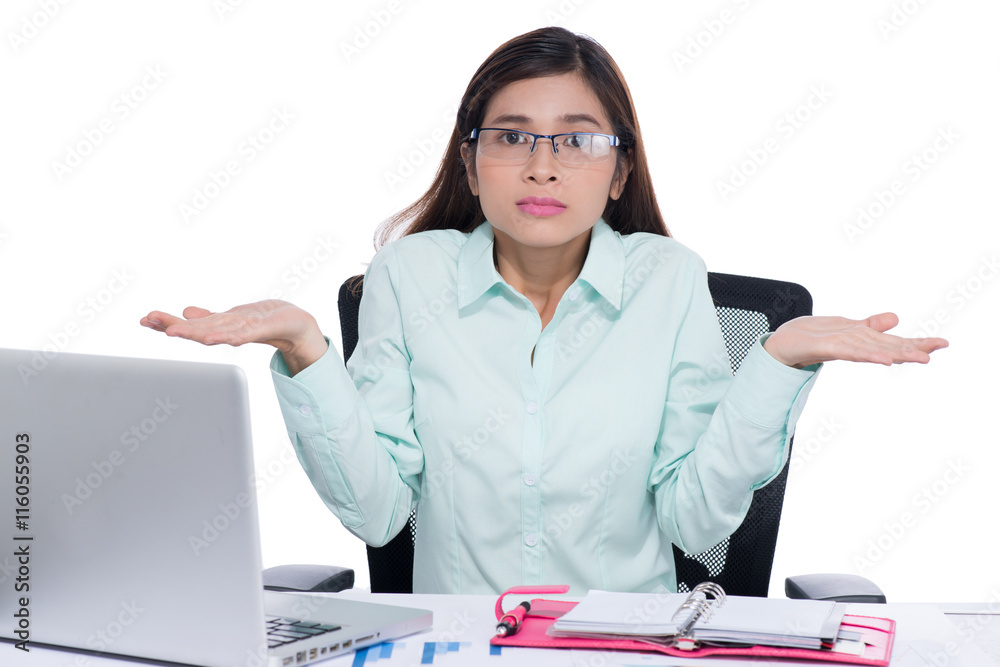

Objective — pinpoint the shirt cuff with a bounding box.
[269,337,359,433]
[723,332,821,429]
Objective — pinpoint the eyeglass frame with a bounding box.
[469,127,621,163]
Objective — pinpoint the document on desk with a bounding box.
[551,589,846,649]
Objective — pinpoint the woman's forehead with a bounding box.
[481,73,611,129]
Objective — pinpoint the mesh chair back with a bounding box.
[339,277,416,594]
[672,272,812,597]
[337,271,812,595]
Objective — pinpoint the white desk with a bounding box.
[7,593,1000,666]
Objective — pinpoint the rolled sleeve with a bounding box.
[723,332,821,489]
[725,332,820,428]
[270,337,360,434]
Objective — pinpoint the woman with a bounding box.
[141,27,946,594]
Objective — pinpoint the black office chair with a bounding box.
[264,271,885,602]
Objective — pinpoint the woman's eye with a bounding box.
[501,132,524,145]
[563,134,588,149]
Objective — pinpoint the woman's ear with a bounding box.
[461,142,479,196]
[610,152,631,201]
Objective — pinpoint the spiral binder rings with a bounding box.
[490,584,896,665]
[666,581,727,641]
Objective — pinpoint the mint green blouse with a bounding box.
[270,218,820,594]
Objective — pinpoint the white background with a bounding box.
[1,0,997,603]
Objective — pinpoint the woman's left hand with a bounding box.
[762,312,948,369]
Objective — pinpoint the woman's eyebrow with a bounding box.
[487,112,603,129]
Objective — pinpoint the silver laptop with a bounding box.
[0,347,431,667]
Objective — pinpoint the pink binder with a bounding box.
[490,585,895,665]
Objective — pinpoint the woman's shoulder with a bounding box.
[365,227,473,279]
[618,230,707,274]
[376,227,471,263]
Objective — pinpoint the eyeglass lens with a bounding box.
[476,130,610,163]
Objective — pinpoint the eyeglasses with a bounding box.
[470,128,620,164]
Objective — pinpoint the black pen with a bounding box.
[495,600,531,637]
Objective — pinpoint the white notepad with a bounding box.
[551,587,846,649]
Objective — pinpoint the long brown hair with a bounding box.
[374,26,669,250]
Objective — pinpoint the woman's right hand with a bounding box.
[139,300,328,375]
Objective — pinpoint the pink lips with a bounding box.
[516,196,566,217]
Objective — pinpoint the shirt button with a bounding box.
[523,474,536,487]
[526,401,538,415]
[524,534,538,547]
[299,404,312,416]
[568,286,582,301]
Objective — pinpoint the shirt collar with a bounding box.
[457,217,624,311]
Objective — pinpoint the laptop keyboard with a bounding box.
[266,615,342,648]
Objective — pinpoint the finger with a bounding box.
[877,334,949,359]
[140,310,183,331]
[862,312,899,333]
[909,337,949,353]
[871,334,947,364]
[144,309,218,342]
[182,306,213,320]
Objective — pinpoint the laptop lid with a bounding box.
[0,347,431,667]
[0,347,269,665]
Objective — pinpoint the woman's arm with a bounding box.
[139,247,422,547]
[647,254,946,556]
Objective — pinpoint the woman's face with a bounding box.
[463,72,629,254]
